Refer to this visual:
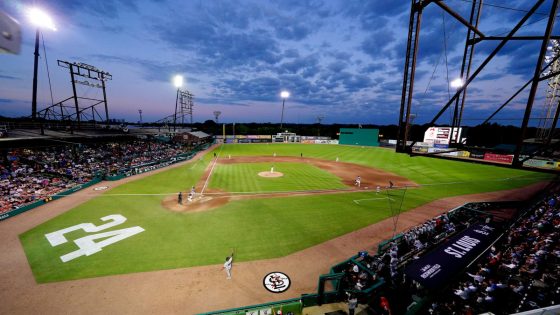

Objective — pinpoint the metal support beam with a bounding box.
[31,29,40,121]
[470,35,560,44]
[451,0,483,144]
[397,0,424,152]
[513,0,559,166]
[411,0,547,151]
[101,74,109,123]
[458,0,483,128]
[69,64,81,126]
[433,0,485,38]
[174,89,179,131]
[482,54,560,125]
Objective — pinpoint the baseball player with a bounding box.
[355,176,361,187]
[188,191,193,202]
[177,192,183,204]
[222,253,234,279]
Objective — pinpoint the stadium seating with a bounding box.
[1,140,188,213]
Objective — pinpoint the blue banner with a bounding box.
[404,223,499,289]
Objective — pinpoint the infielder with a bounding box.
[222,253,234,279]
[355,176,361,187]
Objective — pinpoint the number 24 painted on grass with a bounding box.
[44,214,144,263]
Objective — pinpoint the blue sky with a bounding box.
[0,0,558,125]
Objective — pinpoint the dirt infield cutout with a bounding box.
[258,171,284,177]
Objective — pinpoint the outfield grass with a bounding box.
[20,144,552,282]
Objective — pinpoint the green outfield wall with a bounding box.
[338,128,379,147]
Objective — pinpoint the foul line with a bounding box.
[200,154,220,196]
[353,197,395,204]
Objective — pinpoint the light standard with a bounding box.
[450,78,464,145]
[280,90,290,129]
[172,75,183,131]
[213,111,221,123]
[27,7,56,121]
[138,109,143,124]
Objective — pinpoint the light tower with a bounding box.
[213,111,221,123]
[138,109,143,124]
[316,115,325,137]
[27,7,56,120]
[280,90,290,129]
[537,40,560,143]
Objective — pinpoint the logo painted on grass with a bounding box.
[45,214,144,263]
[93,186,109,191]
[263,272,291,293]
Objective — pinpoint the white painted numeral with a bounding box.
[44,214,144,263]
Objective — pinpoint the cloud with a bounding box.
[0,74,20,80]
[278,54,320,77]
[45,0,139,19]
[360,28,395,58]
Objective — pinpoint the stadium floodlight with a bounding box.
[27,7,56,121]
[173,75,183,88]
[280,90,290,129]
[27,7,56,31]
[450,78,464,88]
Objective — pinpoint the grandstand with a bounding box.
[0,126,212,220]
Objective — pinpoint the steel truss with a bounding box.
[37,60,112,128]
[174,89,194,126]
[397,0,560,167]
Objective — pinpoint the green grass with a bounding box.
[209,162,347,192]
[20,144,553,282]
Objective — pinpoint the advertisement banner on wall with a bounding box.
[470,151,485,159]
[483,153,514,164]
[423,127,462,145]
[522,158,558,169]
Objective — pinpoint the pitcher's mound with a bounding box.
[258,171,284,178]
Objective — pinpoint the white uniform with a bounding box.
[224,256,233,279]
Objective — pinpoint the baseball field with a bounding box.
[18,143,551,285]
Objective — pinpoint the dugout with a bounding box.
[338,128,379,147]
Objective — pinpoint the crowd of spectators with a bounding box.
[333,202,556,315]
[428,195,560,314]
[1,140,188,213]
[335,207,479,314]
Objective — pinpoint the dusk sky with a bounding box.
[0,0,558,126]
